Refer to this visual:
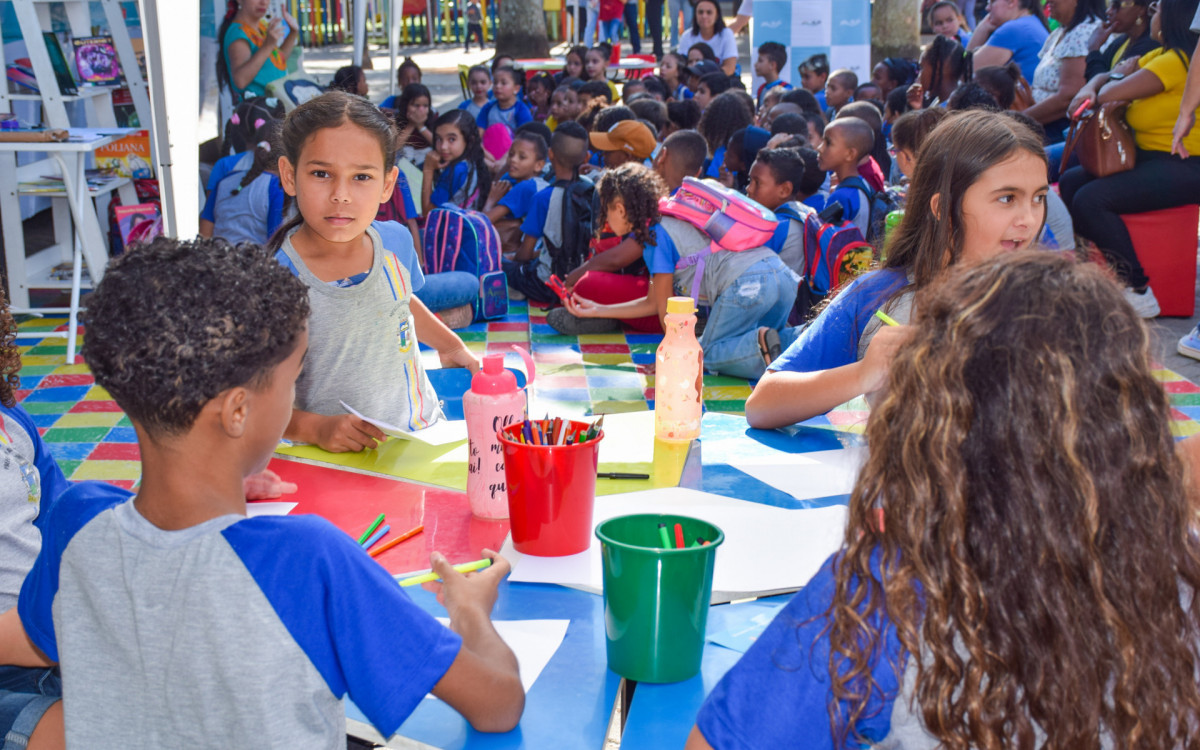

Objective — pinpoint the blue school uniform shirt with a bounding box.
[674,83,694,100]
[200,152,246,223]
[827,180,870,235]
[210,152,286,246]
[17,482,461,747]
[498,176,549,221]
[989,14,1049,83]
[756,78,793,108]
[815,89,827,110]
[696,552,908,748]
[769,268,908,374]
[477,99,533,133]
[704,145,727,179]
[430,161,479,209]
[458,98,485,119]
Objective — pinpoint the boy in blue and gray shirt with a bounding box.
[0,236,524,747]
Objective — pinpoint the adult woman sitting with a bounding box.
[217,0,299,102]
[1085,0,1159,79]
[1060,0,1200,319]
[678,0,737,77]
[1024,0,1105,143]
[966,0,1049,82]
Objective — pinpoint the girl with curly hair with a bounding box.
[563,163,796,379]
[698,92,753,178]
[690,250,1200,749]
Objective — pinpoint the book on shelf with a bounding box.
[112,87,139,128]
[42,32,78,96]
[94,130,152,178]
[72,36,121,86]
[49,262,90,283]
[6,61,39,93]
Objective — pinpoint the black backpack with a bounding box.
[546,174,597,279]
[839,175,899,248]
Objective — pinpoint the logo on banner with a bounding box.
[762,19,783,28]
[840,18,862,27]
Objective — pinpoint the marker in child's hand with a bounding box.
[397,558,493,587]
[874,309,900,327]
[1072,98,1092,120]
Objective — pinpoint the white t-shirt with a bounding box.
[678,27,737,62]
[1031,19,1100,103]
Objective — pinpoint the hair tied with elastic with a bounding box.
[254,118,266,129]
[257,140,271,152]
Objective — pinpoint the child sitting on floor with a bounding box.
[547,85,582,131]
[484,131,549,255]
[424,110,493,212]
[688,251,1200,749]
[0,235,525,747]
[818,117,875,235]
[749,147,822,276]
[458,65,493,120]
[477,66,532,134]
[564,163,796,380]
[209,120,287,246]
[746,110,1049,429]
[503,122,594,305]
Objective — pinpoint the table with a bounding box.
[513,57,656,79]
[0,128,139,361]
[345,582,620,750]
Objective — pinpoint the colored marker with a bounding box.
[597,472,650,480]
[397,558,493,587]
[1072,98,1091,120]
[362,524,390,550]
[673,523,685,549]
[356,513,385,545]
[874,309,900,327]
[658,523,672,548]
[368,524,424,557]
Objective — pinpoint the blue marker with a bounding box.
[362,524,390,550]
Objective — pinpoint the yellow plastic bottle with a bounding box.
[654,296,703,441]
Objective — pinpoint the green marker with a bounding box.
[657,523,671,549]
[874,309,900,327]
[397,558,493,587]
[356,513,385,545]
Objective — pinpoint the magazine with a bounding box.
[114,203,161,247]
[72,36,120,85]
[95,130,152,178]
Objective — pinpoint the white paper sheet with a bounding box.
[502,488,848,598]
[245,501,298,517]
[434,618,568,693]
[339,401,468,445]
[731,446,866,501]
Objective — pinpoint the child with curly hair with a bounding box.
[698,92,753,178]
[689,250,1200,749]
[563,163,796,379]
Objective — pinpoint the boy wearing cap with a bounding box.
[589,120,658,169]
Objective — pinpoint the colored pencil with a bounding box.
[368,524,424,557]
[356,513,385,545]
[397,558,493,587]
[362,524,390,550]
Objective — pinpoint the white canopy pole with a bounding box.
[389,0,399,99]
[353,0,368,68]
[137,0,199,239]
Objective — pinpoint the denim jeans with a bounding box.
[699,257,797,381]
[415,271,478,312]
[0,666,61,750]
[585,5,599,45]
[622,1,641,53]
[668,0,692,47]
[599,18,623,45]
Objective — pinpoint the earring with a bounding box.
[1135,16,1143,24]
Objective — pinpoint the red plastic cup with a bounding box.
[499,421,603,557]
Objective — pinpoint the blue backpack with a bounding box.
[422,205,508,320]
[787,209,873,325]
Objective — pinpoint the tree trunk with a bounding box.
[871,0,921,64]
[496,0,550,58]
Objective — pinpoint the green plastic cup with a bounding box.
[596,513,724,683]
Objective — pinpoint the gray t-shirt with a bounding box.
[18,484,463,748]
[277,223,444,431]
[661,216,777,305]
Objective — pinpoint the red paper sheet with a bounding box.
[256,457,510,576]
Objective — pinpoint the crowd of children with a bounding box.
[7,10,1200,746]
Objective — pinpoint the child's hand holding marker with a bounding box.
[858,309,912,396]
[311,413,387,453]
[417,550,509,615]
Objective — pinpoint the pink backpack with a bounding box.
[659,177,778,303]
[659,177,778,251]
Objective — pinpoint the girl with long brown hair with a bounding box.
[690,250,1200,749]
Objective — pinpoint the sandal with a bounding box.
[758,327,781,367]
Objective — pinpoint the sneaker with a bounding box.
[1179,324,1200,361]
[436,303,475,330]
[1123,286,1161,319]
[546,307,620,335]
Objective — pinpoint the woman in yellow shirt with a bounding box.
[1059,0,1200,320]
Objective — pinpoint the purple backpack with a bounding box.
[422,205,508,320]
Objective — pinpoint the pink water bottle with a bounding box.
[655,296,703,441]
[463,348,534,518]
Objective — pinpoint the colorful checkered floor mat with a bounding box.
[15,300,1200,487]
